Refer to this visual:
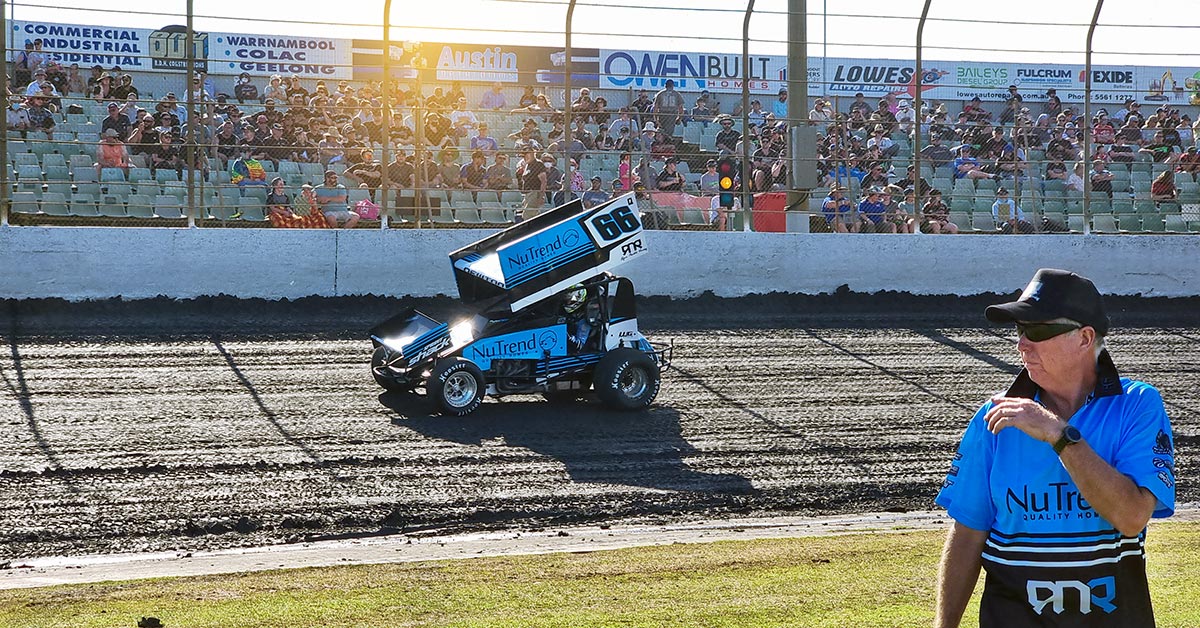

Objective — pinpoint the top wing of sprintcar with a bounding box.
[449,192,648,314]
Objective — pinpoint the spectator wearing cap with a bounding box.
[6,95,32,135]
[809,99,833,127]
[484,152,512,191]
[44,62,68,95]
[94,128,131,178]
[24,93,56,140]
[821,183,855,233]
[867,124,899,158]
[920,189,959,234]
[13,42,35,88]
[581,176,610,209]
[516,148,548,214]
[110,74,138,101]
[459,150,490,197]
[90,72,114,102]
[991,187,1033,233]
[655,157,686,192]
[698,159,720,194]
[24,69,53,96]
[150,130,184,180]
[571,87,598,124]
[258,123,293,166]
[855,187,889,233]
[691,90,717,123]
[714,115,740,155]
[773,88,788,121]
[470,122,499,155]
[895,99,915,134]
[234,72,259,104]
[252,99,285,126]
[64,63,85,96]
[479,82,507,111]
[746,99,767,128]
[101,102,131,139]
[343,148,385,200]
[315,170,359,228]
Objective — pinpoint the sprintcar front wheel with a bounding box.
[594,348,660,411]
[427,358,485,416]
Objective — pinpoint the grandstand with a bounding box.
[5,17,1200,234]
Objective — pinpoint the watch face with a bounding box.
[1064,425,1082,443]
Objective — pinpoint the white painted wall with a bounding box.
[2,227,1197,300]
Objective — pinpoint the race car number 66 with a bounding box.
[585,204,640,245]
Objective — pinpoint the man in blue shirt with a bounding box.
[855,187,892,233]
[934,269,1175,628]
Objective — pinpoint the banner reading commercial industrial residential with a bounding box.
[13,19,1200,106]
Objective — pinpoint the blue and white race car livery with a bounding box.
[369,194,669,416]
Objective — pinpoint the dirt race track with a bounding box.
[0,293,1196,560]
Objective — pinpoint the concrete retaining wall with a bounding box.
[2,227,1197,300]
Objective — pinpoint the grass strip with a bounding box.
[2,523,1196,627]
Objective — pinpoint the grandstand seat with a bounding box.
[1140,212,1165,232]
[128,167,152,183]
[70,193,100,217]
[430,206,458,226]
[348,188,371,205]
[1067,214,1087,233]
[475,190,500,204]
[153,195,184,219]
[276,160,301,175]
[154,169,180,183]
[454,207,485,225]
[241,185,269,202]
[10,191,40,215]
[125,194,154,218]
[947,211,971,232]
[480,207,511,225]
[975,179,996,195]
[1088,199,1112,214]
[38,192,69,216]
[1163,213,1187,233]
[679,209,708,226]
[12,153,39,167]
[973,198,993,214]
[237,197,268,222]
[161,182,187,201]
[42,153,67,169]
[98,194,127,217]
[1091,213,1119,234]
[298,162,325,178]
[16,163,42,181]
[29,142,58,162]
[970,212,996,232]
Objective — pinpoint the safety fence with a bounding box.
[4,1,1200,235]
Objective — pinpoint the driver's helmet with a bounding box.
[563,285,587,313]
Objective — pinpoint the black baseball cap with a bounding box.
[985,269,1109,336]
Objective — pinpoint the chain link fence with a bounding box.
[3,2,1200,234]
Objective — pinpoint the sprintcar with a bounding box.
[369,193,671,416]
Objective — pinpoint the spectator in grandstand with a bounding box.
[1092,111,1116,145]
[24,69,51,96]
[436,148,462,189]
[714,115,740,155]
[94,100,126,140]
[1060,161,1083,193]
[920,134,954,170]
[821,183,854,233]
[44,62,67,95]
[594,127,615,151]
[95,128,131,178]
[229,145,267,189]
[655,157,686,191]
[991,187,1033,234]
[540,154,563,202]
[860,162,890,189]
[649,129,677,161]
[884,184,915,233]
[318,132,345,165]
[1175,145,1200,179]
[213,121,240,168]
[150,132,184,180]
[872,99,897,134]
[6,96,31,136]
[855,187,890,233]
[570,118,595,151]
[1091,159,1116,198]
[448,96,479,138]
[267,179,324,228]
[516,148,548,214]
[1139,131,1176,163]
[517,85,537,108]
[234,72,259,104]
[478,82,506,111]
[263,75,287,103]
[315,170,359,228]
[607,108,635,139]
[469,122,499,156]
[63,63,85,96]
[344,148,385,200]
[895,99,915,135]
[962,96,990,123]
[511,93,556,122]
[109,74,137,101]
[920,189,959,234]
[652,79,685,138]
[898,164,932,199]
[952,146,996,181]
[485,152,513,190]
[571,88,598,123]
[808,99,833,127]
[697,159,720,195]
[24,94,56,140]
[13,42,34,88]
[1150,168,1177,202]
[90,72,116,103]
[384,150,415,191]
[581,176,610,209]
[459,150,489,196]
[867,125,899,159]
[617,152,638,191]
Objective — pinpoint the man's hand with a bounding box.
[985,396,1064,443]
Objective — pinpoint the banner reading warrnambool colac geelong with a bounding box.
[10,20,353,79]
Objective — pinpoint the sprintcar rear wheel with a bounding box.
[594,348,660,411]
[371,346,409,393]
[427,358,485,416]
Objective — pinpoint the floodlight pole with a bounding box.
[913,0,932,234]
[741,0,754,229]
[562,0,577,201]
[185,0,196,228]
[381,0,392,228]
[786,0,806,213]
[1083,0,1104,236]
[0,0,9,227]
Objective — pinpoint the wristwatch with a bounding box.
[1053,425,1083,455]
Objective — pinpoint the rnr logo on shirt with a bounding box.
[1027,577,1117,615]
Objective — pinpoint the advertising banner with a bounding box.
[599,49,789,94]
[11,20,209,72]
[209,34,350,78]
[350,40,598,87]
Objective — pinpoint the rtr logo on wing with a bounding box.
[539,330,559,351]
[563,230,580,248]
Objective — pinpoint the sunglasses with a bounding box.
[1015,322,1080,342]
